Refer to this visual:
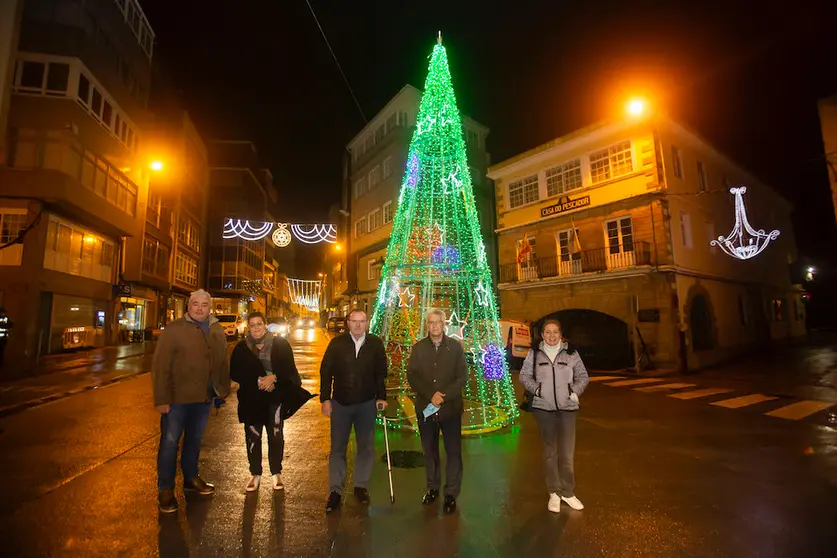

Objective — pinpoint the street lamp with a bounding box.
[626,98,646,117]
[149,160,164,172]
[334,243,343,252]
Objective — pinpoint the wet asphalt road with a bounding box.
[1,328,836,557]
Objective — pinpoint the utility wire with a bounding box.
[303,0,367,125]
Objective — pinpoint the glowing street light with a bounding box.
[626,98,646,117]
[149,160,164,172]
[334,243,343,252]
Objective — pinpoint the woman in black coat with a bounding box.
[230,312,301,492]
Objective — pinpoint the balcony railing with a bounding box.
[499,241,651,283]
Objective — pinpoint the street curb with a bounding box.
[0,370,150,419]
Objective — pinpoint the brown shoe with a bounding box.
[158,489,177,514]
[183,476,215,495]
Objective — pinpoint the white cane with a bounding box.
[382,413,395,504]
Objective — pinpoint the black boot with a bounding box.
[443,495,456,514]
[422,489,439,505]
[183,476,215,495]
[326,491,342,513]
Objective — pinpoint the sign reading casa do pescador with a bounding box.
[540,194,591,218]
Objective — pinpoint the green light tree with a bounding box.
[370,36,518,434]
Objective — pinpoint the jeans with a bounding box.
[157,402,211,491]
[328,399,376,494]
[245,404,285,476]
[418,412,463,497]
[533,408,577,497]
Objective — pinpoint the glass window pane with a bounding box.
[46,63,70,93]
[21,61,45,88]
[77,73,90,103]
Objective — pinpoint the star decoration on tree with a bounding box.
[440,167,462,194]
[398,287,415,308]
[474,281,490,306]
[445,310,467,340]
[417,115,437,135]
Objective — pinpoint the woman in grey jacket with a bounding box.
[519,319,589,513]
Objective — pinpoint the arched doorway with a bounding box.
[535,309,632,370]
[689,294,714,351]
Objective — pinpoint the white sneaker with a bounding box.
[245,475,261,492]
[561,495,584,510]
[272,473,284,491]
[547,493,561,513]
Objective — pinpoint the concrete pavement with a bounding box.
[1,328,836,556]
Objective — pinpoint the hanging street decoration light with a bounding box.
[710,186,780,260]
[222,218,337,246]
[288,278,322,312]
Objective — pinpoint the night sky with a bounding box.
[140,0,837,281]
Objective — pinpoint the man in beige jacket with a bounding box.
[152,289,230,514]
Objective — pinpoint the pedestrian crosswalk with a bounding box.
[590,375,836,422]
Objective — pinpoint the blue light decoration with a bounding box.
[481,343,506,380]
[431,244,461,269]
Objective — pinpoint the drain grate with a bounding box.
[382,450,425,468]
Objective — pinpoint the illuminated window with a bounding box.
[508,175,539,209]
[545,159,582,197]
[590,141,633,184]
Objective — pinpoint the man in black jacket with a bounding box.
[407,308,468,514]
[320,309,387,513]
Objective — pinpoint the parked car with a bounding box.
[216,314,246,339]
[326,316,346,332]
[294,316,316,330]
[498,319,532,369]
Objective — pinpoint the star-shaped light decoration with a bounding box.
[445,310,467,340]
[398,287,415,308]
[474,281,490,307]
[440,167,462,195]
[417,115,437,135]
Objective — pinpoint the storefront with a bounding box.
[117,285,159,343]
[49,294,107,353]
[211,296,249,317]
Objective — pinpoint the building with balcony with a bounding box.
[0,0,155,375]
[817,95,837,224]
[118,106,209,335]
[489,114,806,372]
[206,141,291,319]
[345,84,495,314]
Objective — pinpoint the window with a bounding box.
[353,178,367,199]
[178,217,201,252]
[697,161,707,192]
[383,201,393,224]
[43,215,114,282]
[77,73,90,104]
[517,235,537,269]
[679,212,693,249]
[706,222,716,254]
[91,88,103,118]
[367,259,382,281]
[20,61,45,89]
[545,159,582,197]
[508,175,539,209]
[368,208,382,231]
[102,101,113,128]
[605,216,634,254]
[369,166,381,189]
[738,295,748,325]
[671,145,683,179]
[556,228,579,262]
[386,113,397,133]
[0,211,27,266]
[590,141,633,184]
[354,217,367,238]
[772,299,785,322]
[383,156,393,179]
[146,193,161,228]
[45,63,69,94]
[375,124,385,144]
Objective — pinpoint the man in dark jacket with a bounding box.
[320,308,387,513]
[152,289,230,514]
[407,308,468,514]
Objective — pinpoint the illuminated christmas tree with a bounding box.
[370,36,518,434]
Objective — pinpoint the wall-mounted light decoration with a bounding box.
[222,219,337,246]
[710,186,780,260]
